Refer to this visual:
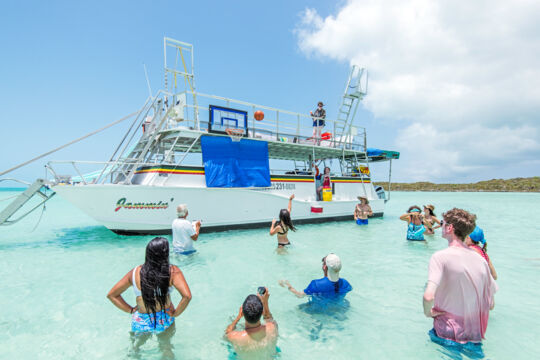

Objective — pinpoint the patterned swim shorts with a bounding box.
[131,310,174,334]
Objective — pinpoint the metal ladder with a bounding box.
[334,66,368,147]
[0,179,55,226]
[109,39,198,184]
[106,98,169,183]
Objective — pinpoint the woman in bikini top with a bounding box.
[422,204,441,235]
[270,194,296,247]
[107,237,192,345]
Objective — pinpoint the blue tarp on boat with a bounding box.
[200,136,271,188]
[367,148,383,156]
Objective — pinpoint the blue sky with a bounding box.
[1,0,538,185]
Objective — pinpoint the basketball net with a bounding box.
[225,128,244,142]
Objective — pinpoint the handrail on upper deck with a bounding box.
[159,90,367,151]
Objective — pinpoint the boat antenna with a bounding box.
[143,63,153,98]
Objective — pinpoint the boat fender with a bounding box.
[314,165,320,178]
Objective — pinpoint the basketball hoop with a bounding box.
[225,128,244,142]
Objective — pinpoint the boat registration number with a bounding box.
[271,183,296,190]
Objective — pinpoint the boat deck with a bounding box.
[157,128,399,162]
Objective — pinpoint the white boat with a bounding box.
[0,38,399,234]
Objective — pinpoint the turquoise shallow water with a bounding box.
[1,190,539,359]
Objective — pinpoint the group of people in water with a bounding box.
[107,198,498,359]
[400,204,441,241]
[400,204,497,279]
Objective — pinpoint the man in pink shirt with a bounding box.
[423,208,498,344]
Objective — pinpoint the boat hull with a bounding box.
[53,184,384,234]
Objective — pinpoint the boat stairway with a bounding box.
[0,178,55,226]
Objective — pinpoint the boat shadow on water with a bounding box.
[55,226,134,246]
[0,226,148,251]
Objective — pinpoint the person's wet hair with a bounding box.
[424,207,435,216]
[242,295,263,324]
[140,237,170,327]
[443,208,476,240]
[279,209,296,232]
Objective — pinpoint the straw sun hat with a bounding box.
[357,196,369,204]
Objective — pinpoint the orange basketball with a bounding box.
[254,110,264,121]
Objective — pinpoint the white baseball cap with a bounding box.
[324,253,342,282]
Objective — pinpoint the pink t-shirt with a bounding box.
[428,246,498,343]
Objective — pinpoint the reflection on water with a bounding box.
[128,323,176,360]
[297,297,351,341]
[225,342,282,360]
[429,329,485,360]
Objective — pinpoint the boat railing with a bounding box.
[46,160,354,185]
[45,160,176,185]
[159,91,367,151]
[94,89,176,184]
[86,89,369,185]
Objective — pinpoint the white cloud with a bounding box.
[296,0,540,181]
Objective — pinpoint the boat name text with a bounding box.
[115,197,171,212]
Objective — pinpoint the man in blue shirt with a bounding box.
[279,253,352,298]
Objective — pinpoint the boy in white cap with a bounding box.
[279,253,352,298]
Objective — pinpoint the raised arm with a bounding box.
[269,219,279,236]
[399,213,412,222]
[107,268,137,314]
[432,217,442,229]
[168,266,192,317]
[279,280,306,298]
[288,194,295,213]
[191,221,201,241]
[258,287,273,322]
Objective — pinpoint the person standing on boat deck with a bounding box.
[400,206,427,241]
[423,204,441,235]
[279,253,352,298]
[316,166,332,201]
[172,204,201,255]
[310,101,326,145]
[423,208,498,345]
[107,237,192,358]
[354,196,373,225]
[270,194,296,248]
[465,226,498,280]
[225,288,278,359]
